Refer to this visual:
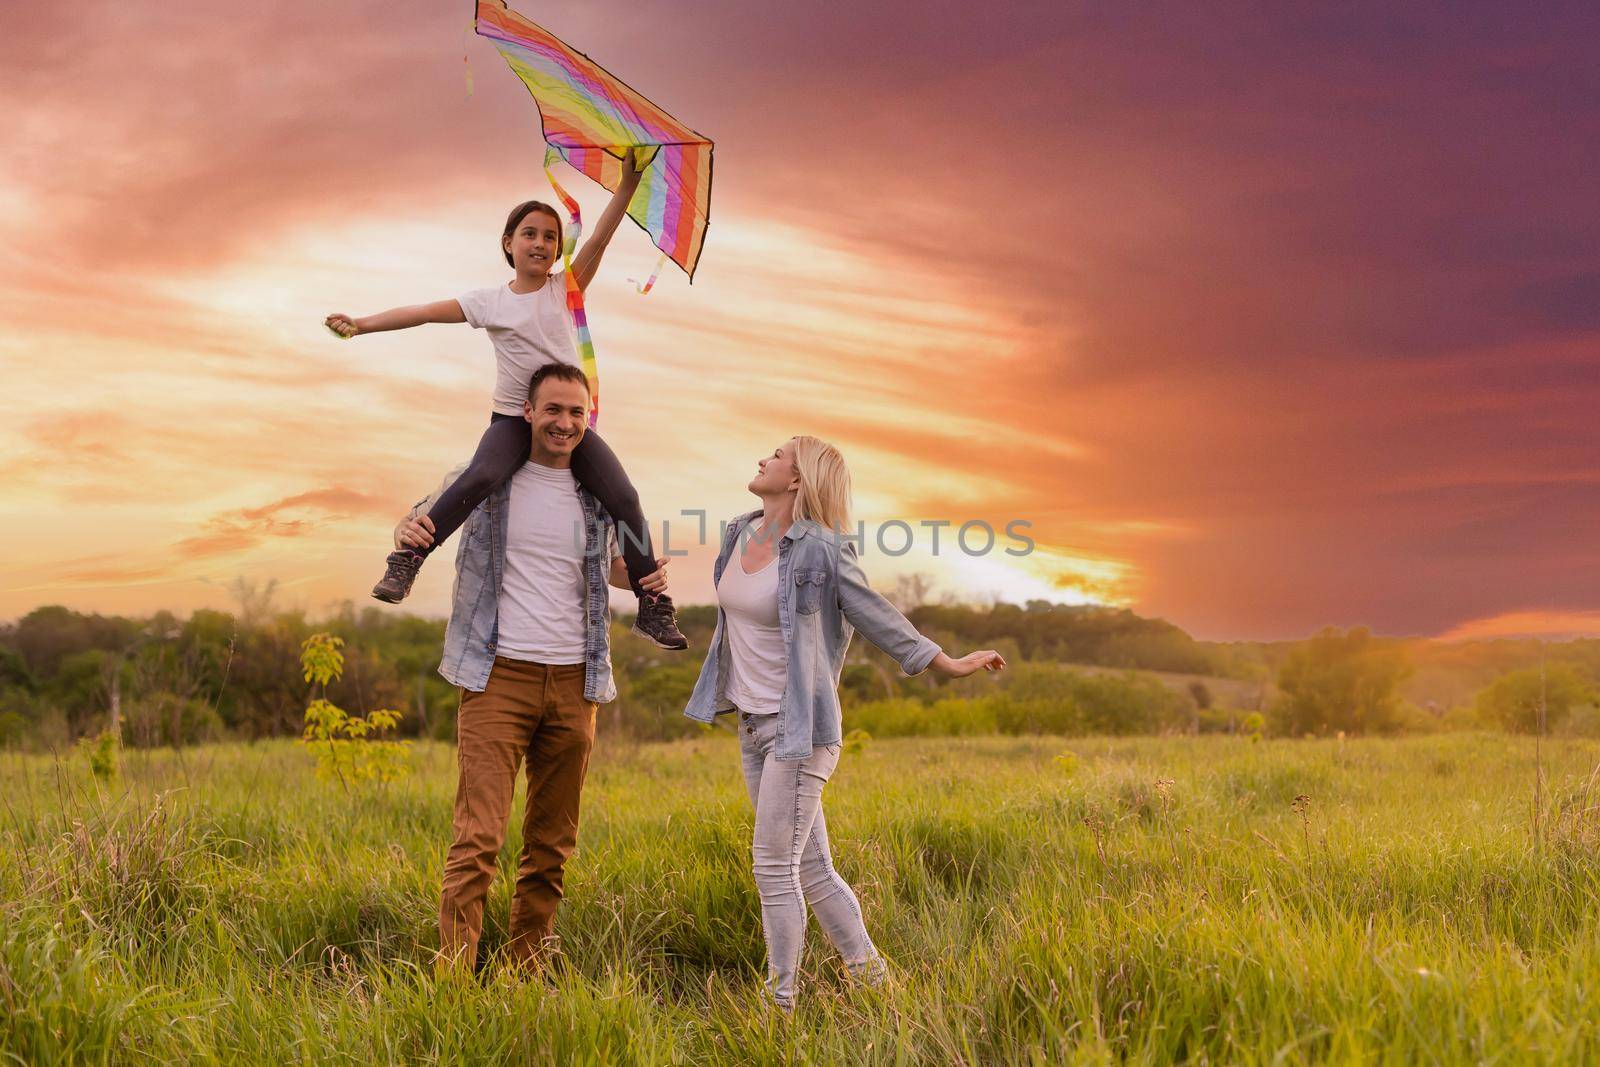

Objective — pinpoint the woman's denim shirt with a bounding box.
[684,510,941,760]
[405,467,618,703]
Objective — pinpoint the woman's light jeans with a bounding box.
[738,711,885,1009]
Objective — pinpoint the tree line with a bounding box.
[1,596,1596,748]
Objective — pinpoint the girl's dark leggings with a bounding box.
[421,413,656,598]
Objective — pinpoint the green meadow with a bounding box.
[5,732,1600,1064]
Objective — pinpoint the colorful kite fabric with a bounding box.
[473,0,714,282]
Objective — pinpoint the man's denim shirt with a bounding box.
[685,510,941,760]
[406,468,618,703]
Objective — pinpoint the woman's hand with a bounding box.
[325,313,361,339]
[931,650,1007,678]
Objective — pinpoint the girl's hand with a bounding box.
[934,650,1007,678]
[325,313,361,339]
[621,146,648,183]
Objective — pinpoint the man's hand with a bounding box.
[395,515,435,551]
[639,555,670,594]
[614,554,670,593]
[325,313,361,339]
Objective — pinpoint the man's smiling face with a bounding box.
[523,376,589,464]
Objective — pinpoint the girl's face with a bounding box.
[503,209,561,275]
[748,439,800,498]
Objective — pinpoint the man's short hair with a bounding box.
[527,362,591,405]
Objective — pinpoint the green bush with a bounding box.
[990,694,1085,735]
[0,710,26,747]
[123,693,222,748]
[1474,665,1594,734]
[79,731,118,781]
[846,666,1190,738]
[1271,627,1411,736]
[298,634,411,787]
[848,697,998,737]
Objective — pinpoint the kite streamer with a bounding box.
[628,252,669,295]
[542,153,602,427]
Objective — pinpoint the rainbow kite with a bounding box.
[472,0,715,425]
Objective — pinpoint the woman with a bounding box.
[684,435,1006,1011]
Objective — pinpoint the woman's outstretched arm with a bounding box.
[326,299,466,338]
[569,147,647,292]
[835,541,1007,678]
[927,649,1008,677]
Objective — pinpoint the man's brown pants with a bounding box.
[438,658,596,971]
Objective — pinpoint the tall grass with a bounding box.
[4,733,1600,1063]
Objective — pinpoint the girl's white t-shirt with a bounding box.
[716,552,788,715]
[457,278,577,416]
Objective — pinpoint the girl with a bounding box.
[325,148,686,650]
[683,435,1006,1010]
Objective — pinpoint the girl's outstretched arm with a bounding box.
[569,147,647,292]
[325,299,466,338]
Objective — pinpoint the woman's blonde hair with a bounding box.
[790,435,852,533]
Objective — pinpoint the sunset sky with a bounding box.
[2,0,1596,641]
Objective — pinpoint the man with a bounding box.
[394,362,668,972]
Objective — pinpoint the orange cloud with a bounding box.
[46,487,395,587]
[54,562,177,585]
[234,488,391,523]
[173,487,395,561]
[1440,611,1600,643]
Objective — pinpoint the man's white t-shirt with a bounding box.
[457,279,577,417]
[715,553,788,715]
[496,460,612,665]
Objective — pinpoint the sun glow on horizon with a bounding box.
[0,196,1114,625]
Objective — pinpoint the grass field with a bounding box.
[4,731,1600,1064]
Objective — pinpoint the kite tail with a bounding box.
[543,148,600,428]
[628,252,669,295]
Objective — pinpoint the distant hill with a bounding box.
[883,600,1600,713]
